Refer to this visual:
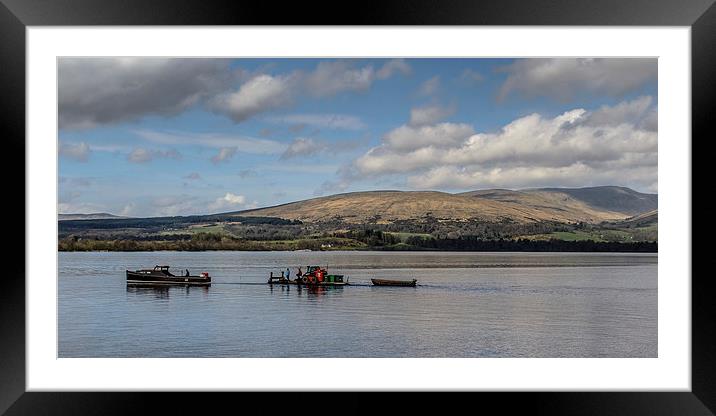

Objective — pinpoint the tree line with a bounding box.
[59,231,656,252]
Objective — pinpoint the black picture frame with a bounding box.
[1,0,710,413]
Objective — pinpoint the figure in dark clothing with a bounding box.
[185,269,190,277]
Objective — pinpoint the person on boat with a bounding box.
[185,269,190,277]
[285,268,291,281]
[296,267,302,278]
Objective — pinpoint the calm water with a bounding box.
[58,251,657,357]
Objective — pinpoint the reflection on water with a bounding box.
[126,284,210,299]
[59,251,657,358]
[268,283,345,297]
[126,285,171,299]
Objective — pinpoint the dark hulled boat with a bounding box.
[126,265,211,286]
[371,278,417,287]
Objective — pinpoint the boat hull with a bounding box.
[126,270,211,286]
[371,278,417,287]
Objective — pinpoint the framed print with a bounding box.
[3,0,711,413]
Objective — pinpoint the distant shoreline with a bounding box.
[58,238,657,253]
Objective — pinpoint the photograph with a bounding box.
[57,57,659,358]
[1,0,710,409]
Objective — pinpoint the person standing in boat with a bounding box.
[285,267,291,282]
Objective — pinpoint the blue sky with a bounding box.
[58,58,658,217]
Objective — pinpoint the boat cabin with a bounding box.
[134,266,178,276]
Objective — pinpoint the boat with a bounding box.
[268,265,349,286]
[126,265,211,286]
[371,278,417,287]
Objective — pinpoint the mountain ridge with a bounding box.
[57,186,658,248]
[233,186,656,225]
[58,213,128,221]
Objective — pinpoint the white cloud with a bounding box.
[304,61,374,97]
[119,203,136,217]
[134,130,286,154]
[59,142,91,162]
[498,58,657,102]
[280,138,324,160]
[59,176,93,187]
[314,179,351,196]
[280,136,367,160]
[351,97,658,192]
[58,201,106,214]
[221,193,246,205]
[583,95,654,127]
[211,147,238,164]
[148,195,204,217]
[305,59,411,97]
[266,113,366,130]
[407,163,657,191]
[60,58,412,129]
[409,103,456,127]
[381,122,474,152]
[269,163,340,174]
[638,108,658,132]
[376,59,412,79]
[127,147,181,163]
[289,124,306,134]
[417,76,440,96]
[459,69,484,85]
[214,59,411,122]
[208,192,250,212]
[238,169,258,179]
[215,59,413,123]
[58,189,81,204]
[300,59,412,99]
[210,74,295,122]
[59,58,234,129]
[127,148,153,163]
[112,193,255,217]
[313,165,358,196]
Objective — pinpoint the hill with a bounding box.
[58,186,658,250]
[525,186,657,216]
[605,209,658,228]
[58,213,127,221]
[237,186,655,225]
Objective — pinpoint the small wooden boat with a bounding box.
[371,278,417,287]
[126,265,211,286]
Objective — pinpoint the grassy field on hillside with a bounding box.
[522,225,656,243]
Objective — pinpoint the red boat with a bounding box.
[268,265,348,286]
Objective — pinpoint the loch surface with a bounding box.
[58,251,657,357]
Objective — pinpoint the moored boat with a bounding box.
[371,278,417,287]
[126,265,211,286]
[268,265,349,286]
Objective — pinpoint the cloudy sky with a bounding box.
[58,58,657,217]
